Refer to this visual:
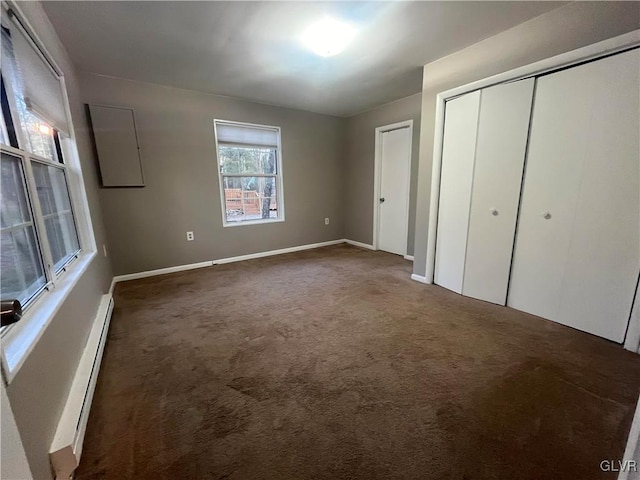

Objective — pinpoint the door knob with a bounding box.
[379,198,385,203]
[490,208,499,216]
[542,212,551,219]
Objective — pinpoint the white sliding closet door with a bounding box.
[508,49,639,342]
[434,91,481,293]
[462,78,534,304]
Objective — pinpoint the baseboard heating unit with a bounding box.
[49,294,114,480]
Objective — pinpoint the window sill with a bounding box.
[1,250,97,384]
[222,218,285,228]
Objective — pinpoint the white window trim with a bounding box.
[223,217,286,228]
[0,251,96,383]
[213,119,285,228]
[1,1,97,384]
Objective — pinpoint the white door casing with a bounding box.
[374,121,412,256]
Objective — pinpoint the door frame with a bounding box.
[423,30,639,352]
[373,119,413,255]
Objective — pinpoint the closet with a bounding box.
[435,78,534,303]
[434,48,639,343]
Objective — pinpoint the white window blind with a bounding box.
[215,122,279,147]
[9,15,70,136]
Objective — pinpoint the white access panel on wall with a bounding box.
[508,49,640,342]
[462,78,534,305]
[89,105,144,187]
[434,91,481,293]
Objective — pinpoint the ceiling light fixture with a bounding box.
[302,17,357,57]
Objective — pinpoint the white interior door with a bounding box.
[434,91,481,293]
[508,49,639,342]
[377,126,411,256]
[462,78,534,305]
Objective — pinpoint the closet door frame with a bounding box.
[421,29,640,351]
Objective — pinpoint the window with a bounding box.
[214,120,284,225]
[1,152,47,306]
[31,161,79,270]
[1,10,81,316]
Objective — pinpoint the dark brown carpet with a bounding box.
[77,244,640,480]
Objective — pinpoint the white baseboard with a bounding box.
[343,239,413,260]
[111,239,347,285]
[344,239,376,250]
[112,260,215,284]
[50,294,114,480]
[411,273,430,284]
[213,239,344,265]
[111,241,429,294]
[108,277,116,296]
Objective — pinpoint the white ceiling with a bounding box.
[43,1,565,117]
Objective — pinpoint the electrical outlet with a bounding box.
[102,244,108,257]
[186,231,194,241]
[324,218,330,225]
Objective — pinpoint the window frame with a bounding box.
[0,95,8,146]
[0,148,49,305]
[29,154,81,274]
[213,119,285,227]
[0,2,98,383]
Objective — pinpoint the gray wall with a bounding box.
[80,73,347,276]
[5,3,113,480]
[344,93,421,255]
[412,1,640,277]
[6,2,637,478]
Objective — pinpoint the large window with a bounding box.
[214,120,284,225]
[1,11,81,312]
